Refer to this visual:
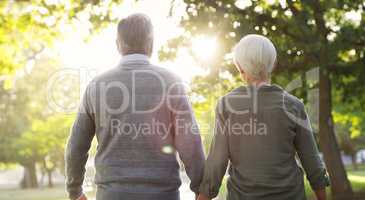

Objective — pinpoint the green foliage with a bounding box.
[165,0,365,153]
[0,0,123,76]
[0,55,78,173]
[334,112,363,139]
[19,114,74,171]
[333,110,365,155]
[190,74,242,151]
[0,0,128,186]
[164,0,365,101]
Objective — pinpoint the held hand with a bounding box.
[314,188,327,200]
[197,194,210,200]
[77,194,88,200]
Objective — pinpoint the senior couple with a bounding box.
[65,14,329,200]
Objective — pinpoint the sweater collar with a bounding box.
[119,54,150,66]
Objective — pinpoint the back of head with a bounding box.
[117,13,154,56]
[233,34,277,81]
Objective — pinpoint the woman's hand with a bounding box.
[197,194,210,200]
[76,194,88,200]
[314,188,327,200]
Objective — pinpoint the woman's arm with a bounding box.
[170,81,205,194]
[198,99,229,199]
[294,102,330,195]
[197,193,211,200]
[314,188,327,200]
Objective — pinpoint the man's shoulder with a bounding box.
[91,67,121,82]
[148,64,182,82]
[86,64,183,89]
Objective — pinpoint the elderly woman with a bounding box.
[197,34,329,200]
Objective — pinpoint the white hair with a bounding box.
[233,34,277,81]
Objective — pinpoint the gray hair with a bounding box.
[117,13,154,56]
[233,34,277,81]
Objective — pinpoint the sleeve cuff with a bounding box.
[68,188,83,200]
[309,171,330,190]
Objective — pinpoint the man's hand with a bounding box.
[197,194,210,200]
[76,194,87,200]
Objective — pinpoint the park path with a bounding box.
[179,172,196,200]
[84,172,197,200]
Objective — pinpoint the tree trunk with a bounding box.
[40,170,45,186]
[47,170,53,188]
[20,162,38,189]
[319,71,353,200]
[351,153,358,171]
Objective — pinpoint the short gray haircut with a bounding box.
[117,13,154,56]
[233,34,277,80]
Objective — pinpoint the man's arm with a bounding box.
[169,81,205,194]
[65,85,95,200]
[294,103,330,200]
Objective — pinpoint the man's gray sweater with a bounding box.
[65,55,205,200]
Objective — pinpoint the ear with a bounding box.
[235,62,244,74]
[238,68,244,74]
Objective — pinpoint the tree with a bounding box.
[333,109,365,171]
[0,56,78,188]
[25,115,74,188]
[0,0,123,188]
[163,0,365,199]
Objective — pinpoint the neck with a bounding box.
[247,80,270,87]
[241,75,270,86]
[239,72,270,87]
[123,53,149,57]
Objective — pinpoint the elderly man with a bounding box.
[197,34,329,200]
[65,14,205,200]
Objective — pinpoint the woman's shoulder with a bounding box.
[282,89,305,109]
[216,86,251,115]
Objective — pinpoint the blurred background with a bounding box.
[0,0,364,200]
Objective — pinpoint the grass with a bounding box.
[347,165,365,193]
[0,185,96,200]
[0,186,69,200]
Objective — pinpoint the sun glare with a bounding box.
[55,0,207,82]
[191,36,218,61]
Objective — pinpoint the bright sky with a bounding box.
[55,0,212,82]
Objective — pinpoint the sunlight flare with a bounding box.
[191,35,218,61]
